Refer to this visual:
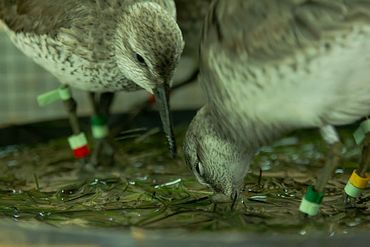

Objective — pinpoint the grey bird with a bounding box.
[184,0,370,202]
[0,0,184,160]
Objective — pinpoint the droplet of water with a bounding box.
[335,168,344,174]
[249,195,267,202]
[37,212,51,220]
[154,178,182,188]
[137,176,148,181]
[90,178,100,185]
[12,189,22,194]
[13,208,20,219]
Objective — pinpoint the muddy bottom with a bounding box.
[0,122,369,236]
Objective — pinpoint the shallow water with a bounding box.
[0,123,369,235]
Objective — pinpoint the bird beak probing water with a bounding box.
[153,83,177,158]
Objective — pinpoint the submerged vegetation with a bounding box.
[0,124,369,234]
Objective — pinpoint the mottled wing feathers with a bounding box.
[0,0,127,62]
[202,0,370,63]
[0,0,85,36]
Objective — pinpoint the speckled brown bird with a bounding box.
[0,0,184,163]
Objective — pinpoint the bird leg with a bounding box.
[315,126,342,192]
[257,168,263,187]
[62,91,81,135]
[37,85,90,160]
[58,86,90,161]
[230,191,239,210]
[299,125,342,216]
[344,119,370,200]
[88,92,115,166]
[358,134,370,176]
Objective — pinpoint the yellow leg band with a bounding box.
[349,169,370,189]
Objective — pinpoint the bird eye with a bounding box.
[195,161,204,177]
[135,53,146,66]
[195,153,204,177]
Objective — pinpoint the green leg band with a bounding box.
[91,115,109,139]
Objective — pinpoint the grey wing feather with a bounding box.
[0,0,90,36]
[0,0,125,62]
[201,0,370,63]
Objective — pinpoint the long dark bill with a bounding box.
[153,84,177,158]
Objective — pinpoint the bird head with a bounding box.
[114,1,184,157]
[183,106,254,201]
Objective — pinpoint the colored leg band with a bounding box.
[348,169,370,188]
[353,119,370,145]
[344,182,363,198]
[304,186,324,204]
[344,169,370,198]
[58,86,72,100]
[299,186,324,216]
[299,198,321,216]
[68,133,90,158]
[91,115,109,139]
[92,125,109,139]
[73,145,90,159]
[37,86,72,106]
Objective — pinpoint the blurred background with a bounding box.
[0,22,204,127]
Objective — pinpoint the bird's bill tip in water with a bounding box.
[153,84,177,158]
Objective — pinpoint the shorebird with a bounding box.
[0,0,184,163]
[183,0,370,211]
